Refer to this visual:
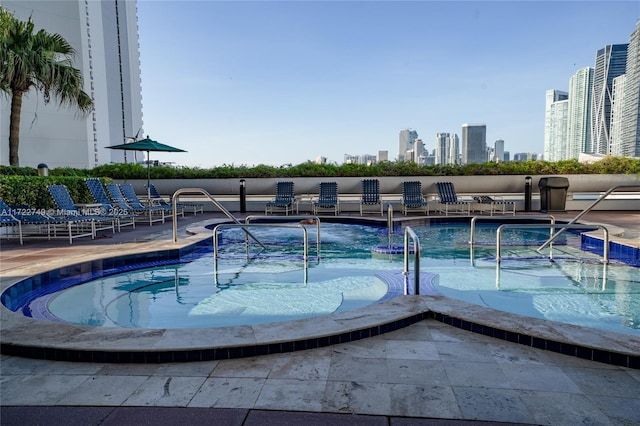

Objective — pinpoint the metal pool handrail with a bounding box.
[171,188,264,249]
[212,223,309,286]
[213,223,309,260]
[496,223,609,264]
[245,215,321,258]
[469,214,556,265]
[403,226,421,295]
[537,183,640,252]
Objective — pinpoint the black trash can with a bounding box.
[538,177,569,212]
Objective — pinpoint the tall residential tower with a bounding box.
[0,0,143,168]
[590,44,628,155]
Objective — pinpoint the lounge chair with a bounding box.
[472,195,516,216]
[105,183,166,225]
[360,179,383,216]
[312,182,339,215]
[119,183,183,218]
[47,184,116,236]
[401,181,429,215]
[85,178,136,231]
[0,200,23,244]
[435,182,471,215]
[265,181,295,215]
[147,183,203,215]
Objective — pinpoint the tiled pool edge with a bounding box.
[1,296,638,368]
[2,217,638,369]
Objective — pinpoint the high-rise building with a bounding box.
[413,139,425,164]
[618,21,640,157]
[0,0,143,168]
[461,124,486,164]
[378,150,389,162]
[398,129,418,162]
[544,89,568,161]
[609,74,627,156]
[493,139,504,162]
[591,44,628,154]
[434,133,459,165]
[567,67,593,159]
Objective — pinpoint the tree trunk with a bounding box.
[9,90,23,166]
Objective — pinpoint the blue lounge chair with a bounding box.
[265,181,295,215]
[3,197,97,244]
[401,181,429,215]
[312,182,339,215]
[47,184,116,236]
[120,183,183,218]
[104,183,166,225]
[0,200,23,245]
[147,183,203,215]
[435,182,471,215]
[85,178,136,231]
[360,179,383,216]
[472,195,516,216]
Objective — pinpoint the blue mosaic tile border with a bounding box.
[1,239,213,313]
[582,234,640,266]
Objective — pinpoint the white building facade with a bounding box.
[0,0,143,168]
[566,67,593,160]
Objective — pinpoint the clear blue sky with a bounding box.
[137,1,639,168]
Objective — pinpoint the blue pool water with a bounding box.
[4,222,640,334]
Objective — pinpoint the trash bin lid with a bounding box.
[37,163,48,168]
[538,176,569,189]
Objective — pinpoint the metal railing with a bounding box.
[245,215,321,257]
[212,223,310,284]
[496,223,609,263]
[537,183,640,251]
[387,203,394,245]
[171,188,264,248]
[402,226,421,295]
[469,214,556,265]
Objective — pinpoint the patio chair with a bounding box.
[265,181,295,215]
[0,200,23,245]
[401,181,429,215]
[47,184,116,236]
[104,183,166,225]
[435,182,471,215]
[147,183,203,215]
[312,182,339,215]
[85,178,136,231]
[1,198,95,244]
[120,183,183,218]
[360,179,383,216]
[472,195,516,216]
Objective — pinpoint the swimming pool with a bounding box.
[3,221,639,335]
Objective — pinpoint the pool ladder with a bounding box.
[469,214,556,266]
[211,216,321,286]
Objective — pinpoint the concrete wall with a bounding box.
[117,174,640,213]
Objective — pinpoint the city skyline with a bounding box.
[135,1,639,168]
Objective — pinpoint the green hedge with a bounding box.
[0,157,638,208]
[0,176,112,209]
[1,156,639,180]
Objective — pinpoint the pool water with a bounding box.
[10,222,640,334]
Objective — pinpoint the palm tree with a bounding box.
[0,7,93,166]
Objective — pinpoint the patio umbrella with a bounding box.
[106,136,186,197]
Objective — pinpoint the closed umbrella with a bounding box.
[107,136,186,198]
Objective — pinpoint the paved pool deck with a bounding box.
[1,210,639,425]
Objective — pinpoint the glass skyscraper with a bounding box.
[619,21,640,157]
[461,124,486,164]
[590,44,628,155]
